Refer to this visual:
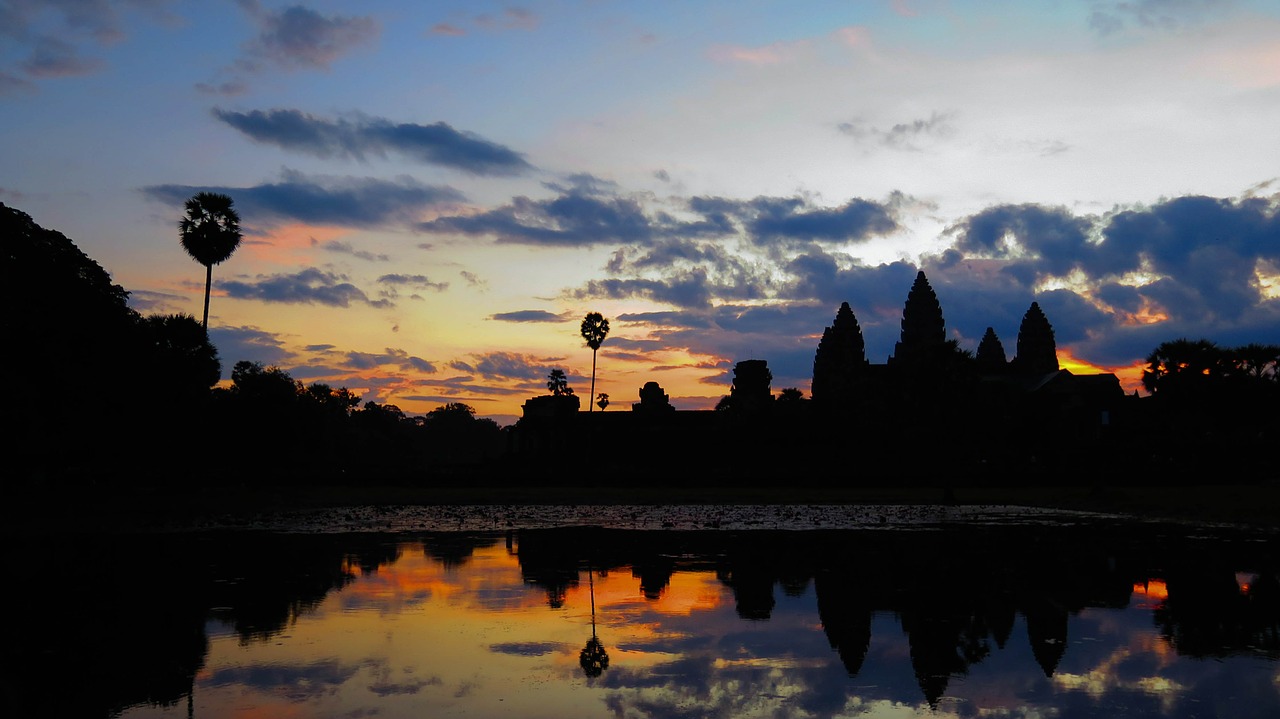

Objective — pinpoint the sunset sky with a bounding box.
[3,0,1278,425]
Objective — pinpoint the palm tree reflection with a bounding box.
[580,560,610,678]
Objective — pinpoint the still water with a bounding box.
[7,506,1278,718]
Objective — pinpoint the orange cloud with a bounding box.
[249,223,350,264]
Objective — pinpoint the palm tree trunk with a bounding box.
[202,263,213,330]
[589,348,597,412]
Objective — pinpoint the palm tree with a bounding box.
[179,192,242,331]
[580,312,610,412]
[547,368,572,396]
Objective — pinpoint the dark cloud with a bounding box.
[220,268,388,308]
[420,191,658,246]
[142,169,464,229]
[1098,195,1279,320]
[490,310,566,322]
[342,347,436,373]
[212,108,533,176]
[561,188,1277,382]
[237,1,377,71]
[745,196,899,245]
[616,311,716,330]
[323,240,389,262]
[0,0,174,86]
[21,36,104,77]
[576,271,717,309]
[194,79,249,97]
[945,194,1280,330]
[366,676,441,697]
[207,324,294,377]
[949,203,1095,279]
[420,186,896,249]
[125,288,187,315]
[1088,0,1230,36]
[375,274,447,301]
[202,659,360,695]
[446,351,554,381]
[489,641,566,657]
[378,273,445,287]
[924,191,1280,368]
[195,2,375,93]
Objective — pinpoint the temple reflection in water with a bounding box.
[6,519,1278,718]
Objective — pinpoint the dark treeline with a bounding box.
[5,201,1277,489]
[4,524,1276,716]
[4,202,506,486]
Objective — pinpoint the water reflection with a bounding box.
[5,518,1279,718]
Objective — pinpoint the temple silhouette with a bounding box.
[511,270,1127,483]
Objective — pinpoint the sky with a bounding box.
[3,0,1278,426]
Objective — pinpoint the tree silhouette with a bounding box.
[547,368,573,396]
[179,192,242,331]
[596,393,609,411]
[144,313,221,399]
[1142,338,1224,397]
[580,312,610,412]
[1227,343,1280,382]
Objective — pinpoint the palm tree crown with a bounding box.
[179,192,242,330]
[580,312,610,412]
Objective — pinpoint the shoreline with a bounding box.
[4,481,1278,534]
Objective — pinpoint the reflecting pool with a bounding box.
[6,506,1278,718]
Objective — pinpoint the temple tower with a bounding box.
[811,301,868,405]
[891,270,946,366]
[1012,302,1059,375]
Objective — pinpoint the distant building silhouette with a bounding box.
[730,359,773,413]
[811,301,868,406]
[633,381,675,414]
[1012,302,1059,375]
[976,327,1008,375]
[891,270,946,367]
[508,268,1136,482]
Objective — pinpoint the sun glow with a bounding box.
[1257,263,1280,300]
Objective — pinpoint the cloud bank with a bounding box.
[143,169,464,229]
[213,108,533,176]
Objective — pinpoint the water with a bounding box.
[6,505,1277,718]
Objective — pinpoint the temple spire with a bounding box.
[812,301,867,405]
[1013,302,1059,375]
[892,270,946,365]
[976,326,1008,374]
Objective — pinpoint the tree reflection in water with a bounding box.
[580,557,610,678]
[6,519,1279,718]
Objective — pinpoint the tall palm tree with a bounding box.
[580,312,609,412]
[179,192,242,331]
